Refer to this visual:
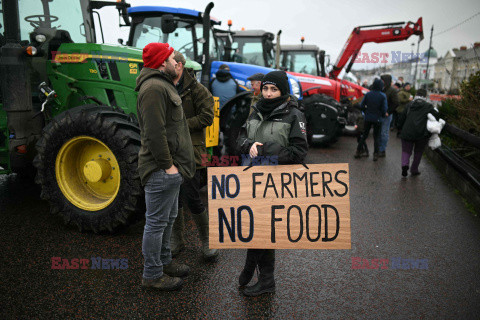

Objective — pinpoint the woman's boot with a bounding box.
[243,250,275,296]
[239,249,259,286]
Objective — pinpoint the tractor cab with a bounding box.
[217,29,275,68]
[126,6,302,99]
[279,44,322,76]
[2,0,94,44]
[126,6,221,84]
[1,0,94,91]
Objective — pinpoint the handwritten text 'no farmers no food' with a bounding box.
[208,163,351,249]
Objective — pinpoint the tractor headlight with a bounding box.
[35,34,47,43]
[289,78,301,99]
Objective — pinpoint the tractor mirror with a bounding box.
[161,14,177,34]
[265,42,274,52]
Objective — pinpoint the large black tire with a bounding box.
[304,94,343,146]
[33,104,144,233]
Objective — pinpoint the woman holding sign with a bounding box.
[236,71,308,296]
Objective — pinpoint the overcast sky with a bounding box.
[100,0,480,70]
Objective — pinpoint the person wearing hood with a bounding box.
[210,64,241,157]
[379,74,399,157]
[397,89,440,177]
[169,51,218,261]
[354,78,388,160]
[210,64,240,108]
[236,71,308,296]
[135,43,195,291]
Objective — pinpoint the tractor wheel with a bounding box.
[303,94,343,146]
[33,104,143,233]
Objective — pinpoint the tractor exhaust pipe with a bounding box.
[319,50,326,77]
[275,30,282,69]
[201,2,214,88]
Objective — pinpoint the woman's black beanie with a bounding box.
[261,71,290,96]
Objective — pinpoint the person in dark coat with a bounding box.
[396,82,413,135]
[211,64,241,157]
[354,78,388,160]
[397,89,440,176]
[236,71,308,296]
[170,51,218,261]
[379,74,399,157]
[136,43,195,291]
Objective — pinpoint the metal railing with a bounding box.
[437,123,480,189]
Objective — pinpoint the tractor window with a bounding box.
[18,0,86,42]
[232,38,265,66]
[0,1,3,48]
[195,25,219,61]
[132,18,197,61]
[0,0,4,35]
[282,51,318,76]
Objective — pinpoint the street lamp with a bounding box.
[410,43,415,83]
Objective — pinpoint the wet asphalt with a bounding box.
[1,134,480,319]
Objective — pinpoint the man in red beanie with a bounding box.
[135,43,195,291]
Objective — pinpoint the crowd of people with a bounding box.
[355,74,442,176]
[134,41,442,297]
[135,42,307,296]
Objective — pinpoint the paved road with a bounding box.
[1,135,479,319]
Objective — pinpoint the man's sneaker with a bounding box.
[142,274,183,291]
[402,166,409,177]
[354,151,362,159]
[411,171,421,176]
[379,151,386,157]
[373,153,379,161]
[163,260,190,278]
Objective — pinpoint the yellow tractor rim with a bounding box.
[55,136,121,211]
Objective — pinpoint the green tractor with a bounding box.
[0,0,210,233]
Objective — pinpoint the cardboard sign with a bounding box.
[208,164,351,249]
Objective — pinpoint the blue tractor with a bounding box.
[125,3,303,154]
[126,3,302,96]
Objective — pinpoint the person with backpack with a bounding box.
[397,89,440,177]
[211,64,241,157]
[210,64,241,109]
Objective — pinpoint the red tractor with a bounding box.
[218,18,424,144]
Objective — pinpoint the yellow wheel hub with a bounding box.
[55,136,121,211]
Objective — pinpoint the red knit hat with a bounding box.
[142,43,175,69]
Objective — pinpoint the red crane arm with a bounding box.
[329,17,424,79]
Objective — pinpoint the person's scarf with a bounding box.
[255,94,290,117]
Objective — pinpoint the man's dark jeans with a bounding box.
[179,168,207,215]
[142,170,183,280]
[357,120,382,154]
